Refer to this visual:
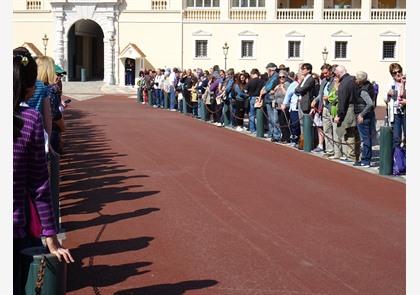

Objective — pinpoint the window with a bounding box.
[382,41,396,59]
[187,0,220,7]
[232,0,265,7]
[195,40,208,58]
[288,41,301,58]
[241,40,254,58]
[334,41,347,59]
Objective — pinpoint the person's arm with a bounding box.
[359,90,374,118]
[282,83,295,108]
[294,76,315,96]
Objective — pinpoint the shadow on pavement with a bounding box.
[113,280,219,295]
[61,108,161,292]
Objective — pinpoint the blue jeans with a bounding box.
[198,99,203,118]
[392,112,406,148]
[248,96,257,133]
[169,89,176,110]
[290,111,301,143]
[357,113,375,165]
[265,102,280,140]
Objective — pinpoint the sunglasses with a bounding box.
[279,76,286,78]
[392,70,402,75]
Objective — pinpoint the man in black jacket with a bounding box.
[333,65,360,163]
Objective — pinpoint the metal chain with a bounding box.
[35,255,47,295]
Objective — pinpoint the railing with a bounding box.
[371,9,406,20]
[151,0,167,10]
[26,0,42,10]
[230,8,266,20]
[323,8,361,20]
[184,8,220,20]
[277,9,313,20]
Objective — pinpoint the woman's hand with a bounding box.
[45,235,75,264]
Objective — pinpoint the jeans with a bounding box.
[198,99,203,118]
[290,111,301,143]
[265,102,280,140]
[322,107,334,154]
[248,96,257,133]
[169,89,176,110]
[357,113,375,165]
[392,112,406,148]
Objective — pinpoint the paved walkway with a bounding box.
[62,81,137,101]
[60,95,405,295]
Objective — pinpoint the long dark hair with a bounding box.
[13,47,37,140]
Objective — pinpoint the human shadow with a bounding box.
[67,236,155,291]
[113,280,219,295]
[60,108,160,218]
[62,207,160,232]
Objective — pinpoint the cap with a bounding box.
[55,64,66,75]
[266,62,277,69]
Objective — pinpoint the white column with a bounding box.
[106,15,116,84]
[313,0,324,21]
[361,0,372,20]
[265,0,277,20]
[220,0,229,20]
[53,12,65,67]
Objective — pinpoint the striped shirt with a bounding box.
[26,80,48,113]
[13,107,57,238]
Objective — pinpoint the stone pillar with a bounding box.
[313,0,324,21]
[53,13,65,68]
[266,0,277,20]
[361,0,372,20]
[220,0,229,21]
[107,15,116,85]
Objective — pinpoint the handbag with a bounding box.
[27,195,42,238]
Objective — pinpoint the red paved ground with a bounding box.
[60,95,405,295]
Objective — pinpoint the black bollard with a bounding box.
[303,114,313,152]
[379,126,393,175]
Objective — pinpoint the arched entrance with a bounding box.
[67,19,104,81]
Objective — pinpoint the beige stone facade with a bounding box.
[13,0,406,104]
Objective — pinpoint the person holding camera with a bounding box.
[385,63,406,148]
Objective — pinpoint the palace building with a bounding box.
[13,0,406,103]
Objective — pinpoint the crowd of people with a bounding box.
[13,47,74,294]
[136,61,406,168]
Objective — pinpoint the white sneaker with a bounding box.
[142,102,146,104]
[236,126,243,131]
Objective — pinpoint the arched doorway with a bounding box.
[67,19,104,81]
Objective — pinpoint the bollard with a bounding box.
[183,98,187,115]
[256,108,264,138]
[379,126,393,175]
[202,103,208,121]
[80,68,86,82]
[303,114,313,152]
[21,247,67,295]
[164,92,169,109]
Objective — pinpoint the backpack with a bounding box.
[392,146,406,176]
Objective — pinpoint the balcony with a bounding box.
[229,8,266,20]
[26,0,42,10]
[277,9,313,20]
[371,9,406,20]
[184,8,220,20]
[323,8,361,20]
[151,0,168,10]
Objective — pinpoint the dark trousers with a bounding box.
[392,112,406,148]
[235,100,245,127]
[290,110,301,143]
[278,108,291,142]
